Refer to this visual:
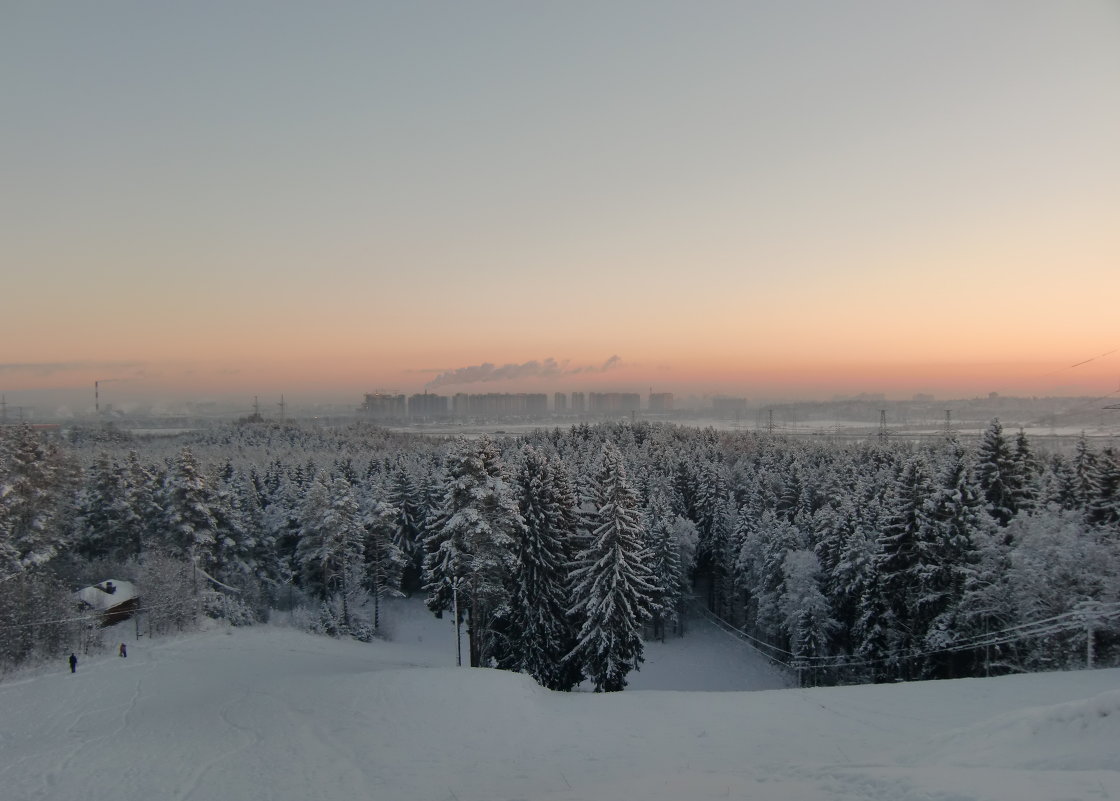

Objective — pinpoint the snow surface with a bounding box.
[2,599,1118,801]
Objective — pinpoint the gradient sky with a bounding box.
[3,1,1119,410]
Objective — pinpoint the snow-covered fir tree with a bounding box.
[422,436,523,667]
[645,490,686,641]
[296,474,366,631]
[567,443,658,691]
[974,419,1017,527]
[162,447,218,573]
[505,446,582,690]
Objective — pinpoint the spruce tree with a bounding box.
[567,443,657,691]
[918,441,985,677]
[0,424,74,575]
[645,490,685,641]
[73,453,127,561]
[975,419,1016,527]
[1087,447,1120,528]
[1010,429,1039,514]
[162,447,218,572]
[296,474,366,630]
[362,491,405,631]
[868,455,933,678]
[387,458,426,593]
[507,446,581,689]
[422,437,523,667]
[779,549,837,684]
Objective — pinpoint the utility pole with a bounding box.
[452,578,462,667]
[1076,600,1102,669]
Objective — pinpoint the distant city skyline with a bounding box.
[3,3,1118,411]
[1,348,1120,417]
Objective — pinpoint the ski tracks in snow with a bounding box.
[177,681,263,801]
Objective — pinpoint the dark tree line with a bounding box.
[2,417,1117,688]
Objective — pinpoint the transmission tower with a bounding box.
[878,409,888,445]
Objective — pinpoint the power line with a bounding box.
[695,600,1120,674]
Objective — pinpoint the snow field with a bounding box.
[1,601,1118,801]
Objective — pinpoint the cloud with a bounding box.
[567,355,622,375]
[425,355,623,389]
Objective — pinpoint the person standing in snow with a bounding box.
[69,653,77,673]
[119,643,127,658]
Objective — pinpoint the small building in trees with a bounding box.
[74,580,140,627]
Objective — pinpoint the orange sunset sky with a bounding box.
[2,2,1118,411]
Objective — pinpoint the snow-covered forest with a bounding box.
[2,418,1117,687]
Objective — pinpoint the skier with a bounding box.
[69,653,78,673]
[119,643,127,658]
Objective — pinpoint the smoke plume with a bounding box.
[425,355,622,390]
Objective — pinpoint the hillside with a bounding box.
[1,601,1117,801]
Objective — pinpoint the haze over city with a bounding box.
[3,2,1118,413]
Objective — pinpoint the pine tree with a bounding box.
[422,437,523,667]
[1038,453,1079,511]
[387,458,426,593]
[566,443,657,691]
[918,441,985,677]
[73,452,128,561]
[868,455,933,678]
[162,447,218,572]
[1010,429,1039,514]
[0,424,75,576]
[362,490,406,632]
[645,490,685,641]
[122,451,161,561]
[779,549,837,684]
[295,473,332,598]
[261,467,304,592]
[1087,447,1120,528]
[296,474,366,630]
[974,418,1017,527]
[208,461,252,590]
[1072,433,1097,510]
[506,446,581,689]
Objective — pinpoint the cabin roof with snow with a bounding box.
[74,580,138,611]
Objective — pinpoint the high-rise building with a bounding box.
[408,393,449,419]
[648,392,674,412]
[589,393,641,413]
[570,392,586,414]
[554,392,567,413]
[453,393,550,418]
[360,393,406,419]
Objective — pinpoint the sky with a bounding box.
[2,1,1119,412]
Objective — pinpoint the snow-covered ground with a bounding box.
[2,599,1117,801]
